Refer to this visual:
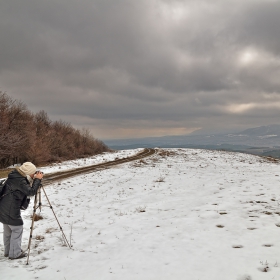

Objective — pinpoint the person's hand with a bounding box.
[34,171,44,180]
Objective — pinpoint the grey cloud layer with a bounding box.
[1,0,280,138]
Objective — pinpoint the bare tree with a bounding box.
[0,92,110,168]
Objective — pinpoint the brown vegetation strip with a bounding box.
[43,148,156,185]
[0,92,109,169]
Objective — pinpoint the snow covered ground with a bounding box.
[1,148,280,280]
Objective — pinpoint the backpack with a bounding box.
[0,178,7,198]
[0,178,30,210]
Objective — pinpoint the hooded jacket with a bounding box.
[0,168,41,226]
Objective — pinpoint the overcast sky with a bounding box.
[1,0,280,139]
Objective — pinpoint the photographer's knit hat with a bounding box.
[19,162,37,176]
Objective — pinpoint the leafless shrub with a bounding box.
[57,234,67,247]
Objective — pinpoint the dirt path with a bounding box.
[43,148,156,185]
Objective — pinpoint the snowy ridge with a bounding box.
[257,135,278,139]
[39,149,142,174]
[1,148,280,280]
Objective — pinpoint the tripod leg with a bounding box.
[26,190,39,265]
[39,187,42,212]
[41,185,72,249]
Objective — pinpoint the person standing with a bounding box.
[0,162,43,259]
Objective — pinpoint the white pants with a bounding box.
[3,224,23,258]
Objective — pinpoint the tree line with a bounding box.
[0,92,110,168]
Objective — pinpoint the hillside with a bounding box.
[1,148,280,280]
[104,125,280,158]
[239,125,280,137]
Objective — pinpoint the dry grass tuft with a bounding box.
[262,156,279,163]
[35,235,45,241]
[157,150,178,157]
[136,206,146,213]
[45,228,56,234]
[232,245,243,248]
[216,225,224,228]
[31,213,44,221]
[131,159,148,168]
[155,176,165,182]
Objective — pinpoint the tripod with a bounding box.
[26,184,71,265]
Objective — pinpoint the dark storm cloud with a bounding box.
[234,1,280,55]
[1,0,280,139]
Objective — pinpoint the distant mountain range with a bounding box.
[103,125,280,158]
[236,124,280,137]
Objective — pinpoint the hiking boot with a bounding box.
[9,252,27,260]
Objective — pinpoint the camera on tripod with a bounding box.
[26,181,71,264]
[34,171,44,181]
